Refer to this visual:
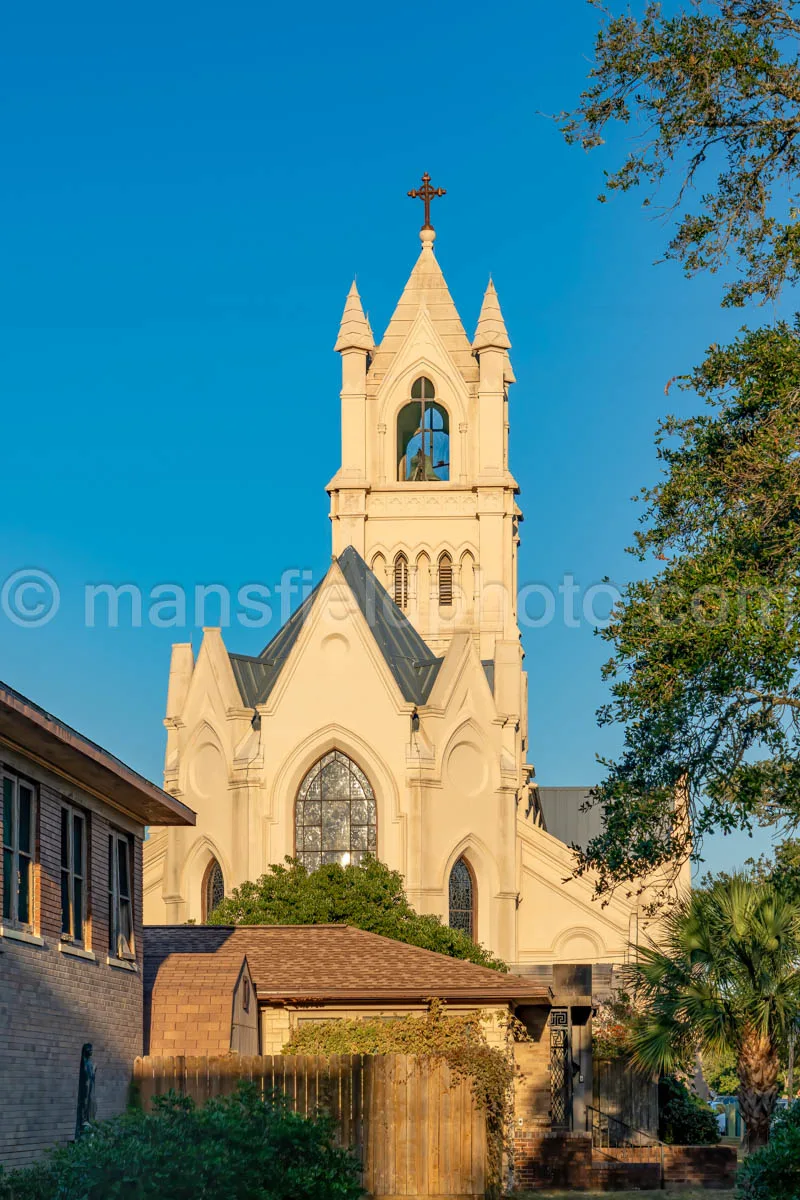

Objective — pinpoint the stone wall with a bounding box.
[0,766,145,1169]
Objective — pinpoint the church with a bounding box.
[143,180,642,973]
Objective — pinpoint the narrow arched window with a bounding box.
[295,750,377,873]
[449,857,475,939]
[203,858,225,920]
[438,552,453,606]
[397,378,450,482]
[393,553,409,609]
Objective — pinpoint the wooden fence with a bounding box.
[133,1054,487,1199]
[593,1057,659,1144]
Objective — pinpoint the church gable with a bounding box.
[254,553,434,717]
[232,546,442,710]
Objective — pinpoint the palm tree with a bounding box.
[629,874,800,1151]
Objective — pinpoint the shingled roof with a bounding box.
[144,924,551,1005]
[229,546,442,708]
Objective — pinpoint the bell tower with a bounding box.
[328,178,521,663]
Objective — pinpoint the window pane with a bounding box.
[350,825,368,850]
[2,847,12,919]
[73,815,84,877]
[18,787,32,856]
[108,894,115,955]
[2,778,13,849]
[117,839,130,900]
[321,801,349,851]
[61,869,71,935]
[18,856,30,924]
[61,808,69,867]
[119,897,133,954]
[73,878,84,942]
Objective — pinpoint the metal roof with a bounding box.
[230,546,442,708]
[538,786,603,852]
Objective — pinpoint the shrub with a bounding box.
[208,857,506,970]
[0,1084,362,1199]
[737,1100,800,1200]
[658,1074,721,1146]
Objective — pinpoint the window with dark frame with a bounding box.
[448,857,475,940]
[2,772,36,930]
[61,804,87,945]
[108,830,134,958]
[204,859,225,919]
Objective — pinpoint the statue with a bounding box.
[75,1043,97,1139]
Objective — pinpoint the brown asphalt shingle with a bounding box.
[144,924,551,1004]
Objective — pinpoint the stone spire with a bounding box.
[472,279,511,351]
[334,281,374,353]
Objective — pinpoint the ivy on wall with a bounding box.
[283,999,527,1194]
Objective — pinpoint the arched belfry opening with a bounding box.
[448,856,476,939]
[393,553,409,609]
[202,858,225,921]
[295,751,377,872]
[397,377,450,482]
[438,552,453,606]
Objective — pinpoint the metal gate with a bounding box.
[549,1008,572,1129]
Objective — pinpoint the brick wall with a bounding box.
[597,1143,738,1188]
[513,1131,593,1190]
[0,760,145,1170]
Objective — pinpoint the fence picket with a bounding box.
[132,1052,486,1197]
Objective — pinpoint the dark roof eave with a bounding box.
[257,988,551,1005]
[0,685,195,827]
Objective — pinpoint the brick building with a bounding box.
[0,681,194,1168]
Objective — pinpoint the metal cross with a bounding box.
[407,172,446,230]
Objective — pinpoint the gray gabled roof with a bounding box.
[230,546,442,708]
[538,787,603,853]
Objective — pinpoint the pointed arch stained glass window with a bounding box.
[295,751,377,873]
[448,857,475,939]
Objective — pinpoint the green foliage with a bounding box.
[208,856,506,971]
[0,1084,362,1200]
[592,990,637,1064]
[746,838,800,906]
[577,322,800,892]
[627,874,800,1150]
[658,1075,721,1145]
[559,0,800,307]
[736,1099,800,1199]
[283,999,523,1195]
[703,1048,741,1097]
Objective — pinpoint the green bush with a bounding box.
[658,1075,721,1146]
[737,1101,800,1200]
[0,1084,363,1199]
[208,857,506,970]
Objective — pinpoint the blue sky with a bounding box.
[0,0,784,874]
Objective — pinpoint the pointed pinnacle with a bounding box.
[334,280,374,353]
[472,278,511,351]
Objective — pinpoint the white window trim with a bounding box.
[2,770,37,933]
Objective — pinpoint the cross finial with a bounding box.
[407,172,446,232]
